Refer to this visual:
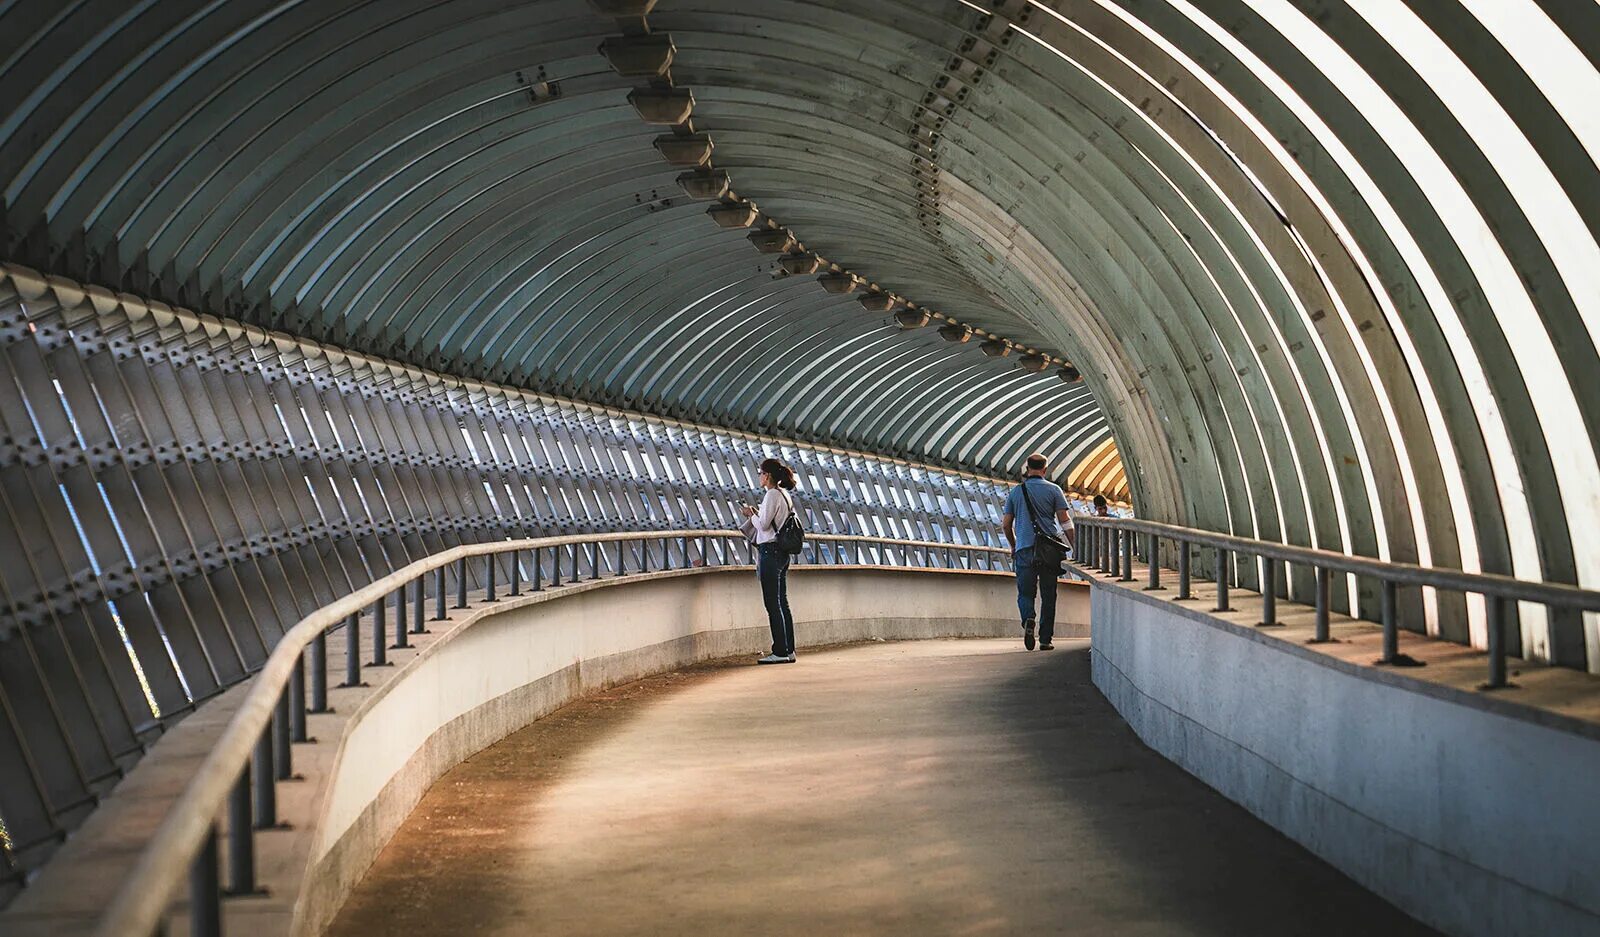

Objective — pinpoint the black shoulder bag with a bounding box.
[774,490,806,556]
[1016,481,1069,568]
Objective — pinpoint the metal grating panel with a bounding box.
[0,267,1044,896]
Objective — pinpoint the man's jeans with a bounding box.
[1014,546,1060,643]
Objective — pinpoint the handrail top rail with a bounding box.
[1073,514,1600,610]
[93,528,1006,937]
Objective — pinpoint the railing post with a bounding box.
[1120,529,1134,582]
[533,547,543,591]
[392,586,409,649]
[1214,549,1231,612]
[485,553,497,602]
[371,597,388,666]
[412,578,426,634]
[1176,540,1192,600]
[342,612,361,687]
[1379,579,1397,663]
[309,630,329,713]
[1483,595,1510,689]
[1258,557,1279,627]
[225,766,256,895]
[1311,566,1332,643]
[1101,527,1112,574]
[701,535,709,567]
[189,824,222,937]
[289,653,308,742]
[589,541,600,579]
[553,545,563,586]
[638,539,646,574]
[1376,579,1423,667]
[456,557,468,608]
[434,566,447,620]
[617,540,627,576]
[1145,533,1161,590]
[509,549,520,595]
[252,726,275,828]
[273,690,292,780]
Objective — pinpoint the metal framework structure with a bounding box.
[3,0,1600,907]
[0,264,1030,896]
[2,0,1597,670]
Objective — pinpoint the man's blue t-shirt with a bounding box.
[1005,478,1071,551]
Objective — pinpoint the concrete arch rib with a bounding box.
[1116,0,1589,659]
[668,13,1325,573]
[1045,0,1460,630]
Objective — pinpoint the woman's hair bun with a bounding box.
[759,457,797,490]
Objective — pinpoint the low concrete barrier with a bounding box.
[302,565,1083,935]
[1089,584,1600,937]
[2,564,1087,937]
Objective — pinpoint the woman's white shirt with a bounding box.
[740,488,791,544]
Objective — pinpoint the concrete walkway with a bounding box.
[329,639,1436,936]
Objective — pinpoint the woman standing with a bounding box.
[740,457,798,664]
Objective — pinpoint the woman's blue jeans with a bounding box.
[757,543,795,656]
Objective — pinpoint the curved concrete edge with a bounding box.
[1088,585,1600,937]
[291,567,1088,937]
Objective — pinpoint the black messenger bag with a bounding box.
[1017,482,1069,568]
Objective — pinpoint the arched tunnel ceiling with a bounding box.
[2,0,1599,670]
[0,0,1109,484]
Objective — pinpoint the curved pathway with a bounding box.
[329,639,1436,936]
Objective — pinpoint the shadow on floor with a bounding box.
[976,646,1438,936]
[328,640,1438,936]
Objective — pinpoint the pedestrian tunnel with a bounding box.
[3,0,1600,934]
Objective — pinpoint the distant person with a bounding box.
[740,457,798,664]
[1002,453,1074,650]
[1093,494,1109,517]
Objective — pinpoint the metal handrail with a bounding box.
[1070,514,1600,689]
[93,528,1011,937]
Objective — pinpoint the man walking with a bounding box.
[1002,454,1075,650]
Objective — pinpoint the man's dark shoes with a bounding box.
[1039,641,1054,650]
[1023,618,1036,650]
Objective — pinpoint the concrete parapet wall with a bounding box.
[0,564,1086,937]
[283,565,1077,935]
[1089,584,1600,937]
[299,565,1085,935]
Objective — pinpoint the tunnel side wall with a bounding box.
[297,568,1088,936]
[1088,585,1600,937]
